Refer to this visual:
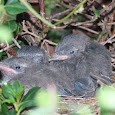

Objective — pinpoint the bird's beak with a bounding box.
[0,63,17,74]
[49,54,70,61]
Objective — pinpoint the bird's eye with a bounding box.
[16,66,20,69]
[70,51,74,54]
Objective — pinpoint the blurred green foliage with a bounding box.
[0,0,28,32]
[0,25,13,44]
[0,81,41,115]
[0,80,115,115]
[0,0,29,58]
[97,84,115,115]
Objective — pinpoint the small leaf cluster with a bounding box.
[0,81,41,115]
[0,0,28,32]
[91,9,100,21]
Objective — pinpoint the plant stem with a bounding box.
[39,0,88,38]
[20,0,56,29]
[14,102,20,115]
[55,0,88,26]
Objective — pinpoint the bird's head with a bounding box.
[49,34,90,61]
[0,57,35,83]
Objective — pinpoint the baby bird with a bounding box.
[50,34,112,93]
[0,56,82,96]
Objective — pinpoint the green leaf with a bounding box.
[0,52,2,58]
[2,83,14,96]
[7,15,16,21]
[103,32,107,37]
[0,103,9,115]
[8,110,17,115]
[4,21,17,32]
[2,99,15,104]
[2,81,25,103]
[22,87,41,102]
[0,5,16,25]
[11,81,25,102]
[19,100,37,113]
[12,81,22,93]
[18,87,40,114]
[2,83,15,102]
[15,23,20,35]
[94,10,100,18]
[95,33,101,40]
[0,5,7,25]
[12,81,25,94]
[5,1,28,15]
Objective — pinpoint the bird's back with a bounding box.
[17,45,48,65]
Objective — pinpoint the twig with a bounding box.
[97,80,104,85]
[0,41,21,53]
[27,0,38,3]
[41,39,57,50]
[90,73,111,85]
[39,0,46,30]
[45,2,61,6]
[102,34,115,45]
[78,25,99,34]
[100,0,115,16]
[22,21,39,38]
[59,1,71,8]
[49,3,78,20]
[12,38,21,49]
[22,31,38,38]
[97,18,108,42]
